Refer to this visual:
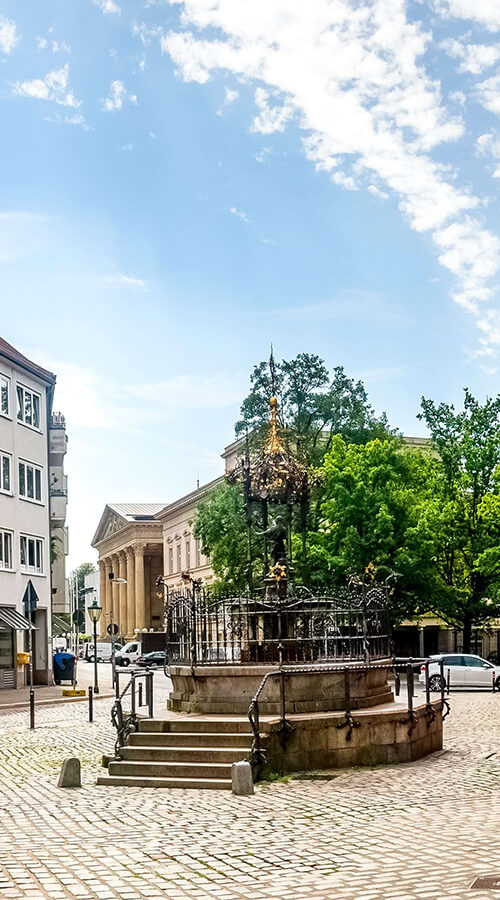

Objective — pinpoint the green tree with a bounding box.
[193,483,262,590]
[236,353,391,465]
[416,389,500,651]
[309,436,436,608]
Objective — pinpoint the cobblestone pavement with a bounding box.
[1,688,500,899]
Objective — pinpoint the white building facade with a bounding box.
[0,337,56,688]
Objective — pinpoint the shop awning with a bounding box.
[0,607,34,630]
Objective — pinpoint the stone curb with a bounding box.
[0,692,115,712]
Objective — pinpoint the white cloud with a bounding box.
[0,14,20,54]
[225,86,239,104]
[92,0,121,14]
[440,38,500,74]
[101,80,138,111]
[251,87,294,134]
[103,273,149,289]
[41,361,244,432]
[13,64,80,109]
[36,37,48,51]
[162,0,500,353]
[368,184,389,200]
[476,132,500,158]
[436,0,500,30]
[229,206,249,223]
[476,74,500,116]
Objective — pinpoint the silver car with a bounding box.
[419,653,500,691]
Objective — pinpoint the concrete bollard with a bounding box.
[57,757,81,788]
[231,761,254,796]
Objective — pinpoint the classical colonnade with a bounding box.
[98,544,148,639]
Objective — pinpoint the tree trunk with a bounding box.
[462,614,472,654]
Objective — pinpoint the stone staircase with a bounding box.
[97,718,253,790]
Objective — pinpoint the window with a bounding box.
[0,375,10,418]
[176,544,181,572]
[0,452,11,494]
[0,626,14,669]
[465,656,489,668]
[19,460,43,503]
[185,540,191,570]
[195,539,201,568]
[168,547,173,575]
[16,385,41,430]
[444,655,465,667]
[0,531,13,570]
[20,534,44,575]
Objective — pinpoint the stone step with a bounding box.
[129,731,253,748]
[139,719,251,735]
[97,774,232,790]
[120,746,250,764]
[108,759,233,779]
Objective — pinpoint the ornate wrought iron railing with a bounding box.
[247,657,451,779]
[110,669,154,757]
[165,585,392,667]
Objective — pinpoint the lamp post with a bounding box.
[88,600,102,694]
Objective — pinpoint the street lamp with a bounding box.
[108,573,127,688]
[88,600,102,695]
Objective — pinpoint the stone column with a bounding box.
[144,556,151,628]
[126,548,136,637]
[135,544,146,632]
[118,551,128,638]
[99,559,107,638]
[108,554,118,636]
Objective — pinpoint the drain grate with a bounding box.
[471,876,500,890]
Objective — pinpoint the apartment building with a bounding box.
[0,337,56,687]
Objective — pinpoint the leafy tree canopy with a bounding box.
[193,483,262,591]
[416,388,500,649]
[305,436,437,610]
[236,353,391,464]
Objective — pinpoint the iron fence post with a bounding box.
[88,685,93,722]
[191,584,197,669]
[131,676,136,716]
[115,670,120,699]
[425,660,430,706]
[407,664,413,716]
[447,667,451,695]
[146,671,154,718]
[29,688,35,730]
[278,643,286,726]
[344,668,351,716]
[138,682,143,707]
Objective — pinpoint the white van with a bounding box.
[85,642,113,663]
[115,640,142,667]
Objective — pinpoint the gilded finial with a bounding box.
[266,396,283,454]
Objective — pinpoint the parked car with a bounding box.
[136,651,167,669]
[420,653,500,691]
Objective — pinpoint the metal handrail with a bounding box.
[247,656,450,777]
[111,669,154,756]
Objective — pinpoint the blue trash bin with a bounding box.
[53,651,76,685]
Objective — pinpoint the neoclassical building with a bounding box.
[91,504,165,639]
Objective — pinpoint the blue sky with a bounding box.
[1,0,500,567]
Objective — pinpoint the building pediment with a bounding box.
[92,506,130,547]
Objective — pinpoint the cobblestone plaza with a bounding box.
[0,686,499,900]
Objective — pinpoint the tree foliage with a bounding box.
[416,389,500,649]
[236,353,391,464]
[304,436,437,611]
[193,483,262,590]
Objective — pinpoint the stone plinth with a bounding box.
[259,699,443,776]
[167,662,394,715]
